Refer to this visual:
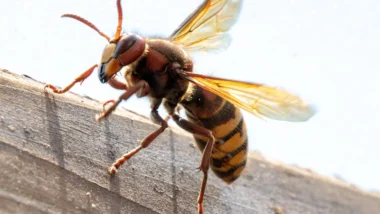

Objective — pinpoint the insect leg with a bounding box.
[96,80,149,121]
[108,98,169,174]
[107,76,128,90]
[44,64,98,93]
[171,113,215,214]
[101,77,129,111]
[45,64,128,94]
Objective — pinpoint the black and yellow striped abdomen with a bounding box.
[180,84,248,183]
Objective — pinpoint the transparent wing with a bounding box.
[181,72,316,122]
[170,0,242,54]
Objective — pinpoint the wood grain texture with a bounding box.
[1,68,379,214]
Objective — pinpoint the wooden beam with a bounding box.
[1,69,379,214]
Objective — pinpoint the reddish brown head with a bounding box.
[61,0,146,83]
[98,34,145,83]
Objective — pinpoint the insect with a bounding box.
[44,0,316,213]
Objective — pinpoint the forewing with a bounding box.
[181,73,316,122]
[170,0,242,53]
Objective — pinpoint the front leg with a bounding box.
[108,98,169,174]
[96,80,149,121]
[44,64,98,93]
[44,64,128,94]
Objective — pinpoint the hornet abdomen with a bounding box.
[180,84,248,183]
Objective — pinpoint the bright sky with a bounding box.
[1,0,379,192]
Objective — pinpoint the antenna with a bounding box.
[61,14,110,42]
[111,0,123,42]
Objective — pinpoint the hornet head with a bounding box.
[61,0,145,83]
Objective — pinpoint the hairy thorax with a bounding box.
[123,38,193,103]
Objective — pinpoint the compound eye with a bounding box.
[113,34,146,66]
[114,35,136,57]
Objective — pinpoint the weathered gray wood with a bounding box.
[1,68,379,214]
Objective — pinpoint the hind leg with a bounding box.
[170,113,215,214]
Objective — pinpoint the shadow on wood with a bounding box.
[1,69,380,214]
